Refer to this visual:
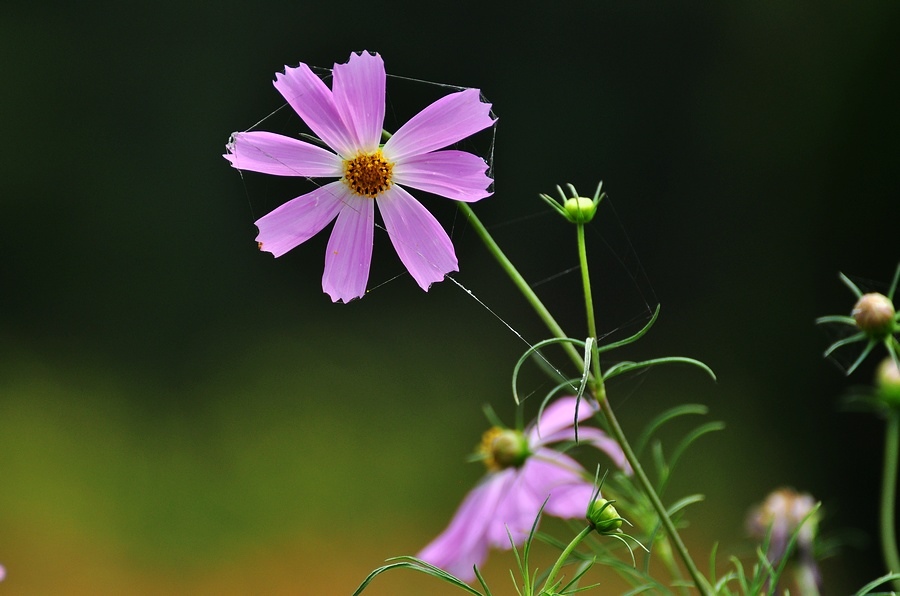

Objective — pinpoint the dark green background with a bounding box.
[1,1,897,593]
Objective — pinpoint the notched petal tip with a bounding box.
[383,87,497,161]
[345,49,381,62]
[223,132,239,164]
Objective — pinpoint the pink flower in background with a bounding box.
[417,397,631,581]
[225,51,495,302]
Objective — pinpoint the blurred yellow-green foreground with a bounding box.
[2,1,898,593]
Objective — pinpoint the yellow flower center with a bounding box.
[478,427,528,471]
[342,150,394,198]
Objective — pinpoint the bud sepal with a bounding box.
[539,182,605,224]
[587,498,624,534]
[816,263,900,375]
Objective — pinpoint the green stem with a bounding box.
[577,224,605,402]
[600,399,710,594]
[881,409,900,589]
[539,525,593,594]
[464,203,712,595]
[458,203,584,371]
[575,223,711,596]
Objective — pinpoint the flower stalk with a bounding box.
[539,525,594,595]
[575,222,712,596]
[462,201,712,595]
[882,409,900,589]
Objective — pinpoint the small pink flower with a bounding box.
[418,397,631,581]
[225,51,495,302]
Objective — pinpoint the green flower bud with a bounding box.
[587,498,622,533]
[876,358,900,408]
[538,182,605,225]
[853,293,896,338]
[563,196,598,224]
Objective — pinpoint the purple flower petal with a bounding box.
[528,396,599,445]
[524,452,595,518]
[383,89,494,162]
[255,182,347,257]
[274,62,356,158]
[417,473,510,581]
[542,483,596,518]
[332,51,385,153]
[225,131,342,177]
[322,197,375,302]
[392,150,492,202]
[487,472,541,547]
[377,186,458,290]
[540,426,632,474]
[419,396,633,581]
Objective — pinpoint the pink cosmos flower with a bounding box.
[225,51,495,302]
[418,396,631,581]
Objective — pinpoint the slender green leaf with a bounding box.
[666,493,705,517]
[474,566,494,596]
[822,331,866,357]
[855,572,900,595]
[604,357,716,382]
[660,422,725,492]
[815,314,856,325]
[846,339,877,375]
[596,304,661,355]
[887,262,900,300]
[634,404,708,457]
[352,557,485,596]
[770,503,821,587]
[512,337,586,404]
[839,271,864,298]
[708,541,719,585]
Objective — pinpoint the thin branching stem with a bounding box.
[577,224,605,403]
[576,223,712,596]
[540,525,594,594]
[464,203,712,595]
[458,204,584,372]
[881,409,900,590]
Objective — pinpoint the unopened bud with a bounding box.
[876,358,900,407]
[852,293,896,338]
[563,196,597,224]
[538,182,604,225]
[587,498,622,533]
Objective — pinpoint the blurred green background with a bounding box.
[2,1,898,593]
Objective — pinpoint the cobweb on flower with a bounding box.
[445,195,659,410]
[233,65,496,288]
[233,64,657,406]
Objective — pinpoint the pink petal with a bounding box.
[377,186,457,291]
[322,197,375,302]
[331,51,385,152]
[487,472,543,547]
[274,62,357,157]
[392,150,492,202]
[522,452,593,518]
[254,182,347,257]
[528,397,599,445]
[383,89,494,162]
[540,426,632,475]
[225,131,342,177]
[417,473,509,582]
[543,483,596,518]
